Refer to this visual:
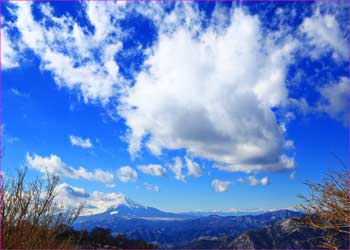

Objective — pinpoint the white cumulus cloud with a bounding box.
[69,135,93,148]
[119,8,296,174]
[185,157,202,178]
[56,183,90,209]
[169,157,203,181]
[137,164,166,176]
[211,179,231,192]
[9,2,127,103]
[247,176,269,186]
[318,77,349,126]
[26,153,115,185]
[116,166,138,183]
[169,157,186,181]
[1,26,20,69]
[300,9,349,61]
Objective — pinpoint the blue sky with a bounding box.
[1,1,349,213]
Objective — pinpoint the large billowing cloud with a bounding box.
[5,2,348,177]
[119,8,297,173]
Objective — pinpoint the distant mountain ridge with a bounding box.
[74,197,302,248]
[78,196,191,221]
[185,216,349,249]
[79,194,297,218]
[180,210,265,217]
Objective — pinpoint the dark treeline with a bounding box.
[58,226,155,249]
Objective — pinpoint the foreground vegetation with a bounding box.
[299,162,350,249]
[1,169,154,249]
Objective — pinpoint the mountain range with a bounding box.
[74,196,307,248]
[74,196,349,248]
[183,216,349,249]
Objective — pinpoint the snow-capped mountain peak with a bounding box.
[80,192,145,216]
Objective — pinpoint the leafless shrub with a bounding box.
[1,169,83,249]
[298,162,350,249]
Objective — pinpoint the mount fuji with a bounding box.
[76,194,191,222]
[73,194,302,248]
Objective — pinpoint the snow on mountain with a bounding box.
[80,192,146,216]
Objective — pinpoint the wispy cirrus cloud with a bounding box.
[9,88,29,97]
[144,182,160,192]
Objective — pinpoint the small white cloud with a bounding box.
[116,166,138,183]
[26,153,115,185]
[185,157,202,178]
[260,176,269,186]
[284,140,295,149]
[169,157,203,181]
[211,179,231,192]
[144,182,160,192]
[169,157,186,181]
[7,136,20,144]
[318,77,349,126]
[69,135,93,149]
[1,26,20,70]
[137,164,166,176]
[289,171,296,180]
[9,88,28,97]
[236,177,244,183]
[247,176,269,186]
[300,10,349,61]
